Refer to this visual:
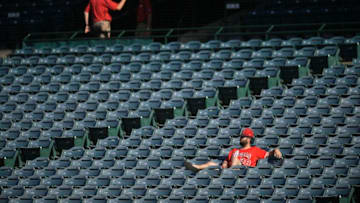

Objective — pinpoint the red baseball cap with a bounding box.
[241,128,254,138]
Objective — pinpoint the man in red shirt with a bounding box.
[136,0,152,37]
[185,128,283,171]
[84,0,127,38]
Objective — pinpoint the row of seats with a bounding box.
[0,87,217,105]
[0,60,305,77]
[0,85,354,106]
[0,99,359,124]
[0,196,354,203]
[1,118,359,146]
[2,131,360,156]
[0,104,359,133]
[0,118,117,132]
[8,63,356,82]
[0,166,358,202]
[202,102,360,117]
[246,0,360,25]
[129,124,358,141]
[0,78,358,101]
[1,88,358,118]
[291,75,359,87]
[4,46,339,66]
[11,36,360,56]
[2,72,356,96]
[2,81,356,102]
[2,155,359,177]
[262,87,360,99]
[0,186,354,203]
[0,80,221,95]
[0,58,312,74]
[0,177,357,199]
[323,64,360,76]
[0,102,359,127]
[0,82,358,109]
[0,158,359,186]
[0,75,358,104]
[0,67,281,85]
[144,133,358,148]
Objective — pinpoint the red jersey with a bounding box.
[85,0,119,23]
[137,0,152,23]
[227,146,267,167]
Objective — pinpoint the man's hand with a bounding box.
[273,148,283,159]
[221,160,228,169]
[85,25,90,34]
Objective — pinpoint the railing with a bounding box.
[22,22,360,47]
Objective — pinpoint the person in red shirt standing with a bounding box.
[185,128,283,171]
[136,0,152,37]
[84,0,127,38]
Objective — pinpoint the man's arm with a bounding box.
[84,3,90,33]
[116,0,127,10]
[84,11,90,33]
[265,148,283,159]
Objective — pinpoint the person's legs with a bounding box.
[93,21,111,38]
[101,21,111,38]
[184,160,219,171]
[99,32,106,38]
[99,21,111,38]
[93,22,103,38]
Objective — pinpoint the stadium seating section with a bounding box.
[0,35,359,203]
[245,0,360,25]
